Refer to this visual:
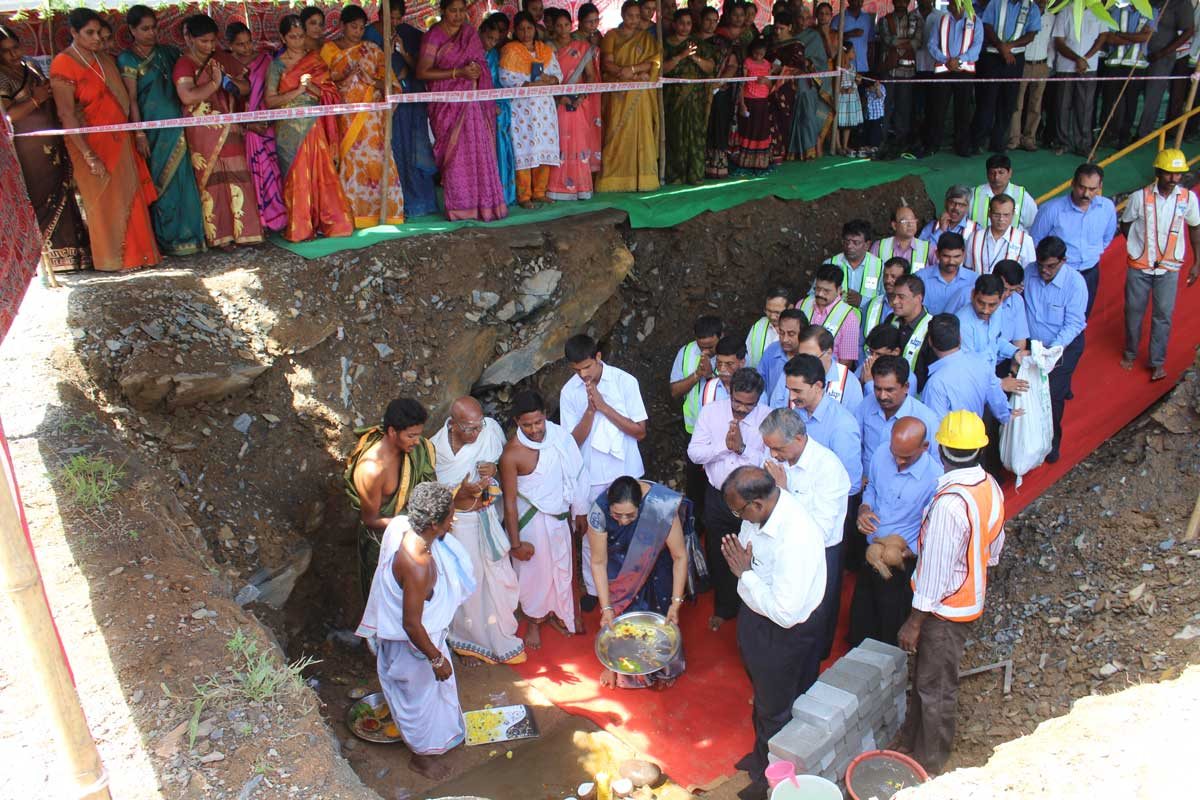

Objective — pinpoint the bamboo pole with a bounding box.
[0,452,110,799]
[831,2,846,155]
[379,1,394,226]
[1173,76,1198,150]
[656,8,666,182]
[1184,484,1200,542]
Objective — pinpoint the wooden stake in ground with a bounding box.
[831,3,846,156]
[1183,483,1200,542]
[379,0,395,226]
[0,446,110,799]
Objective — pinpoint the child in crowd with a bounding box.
[732,37,774,174]
[837,42,862,156]
[861,78,886,158]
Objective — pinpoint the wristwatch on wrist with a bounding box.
[429,654,446,669]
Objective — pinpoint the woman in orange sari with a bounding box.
[49,7,160,270]
[174,14,264,249]
[265,14,353,243]
[320,4,404,227]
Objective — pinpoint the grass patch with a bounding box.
[58,413,97,437]
[56,454,125,509]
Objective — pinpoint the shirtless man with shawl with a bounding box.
[500,390,589,649]
[345,398,437,603]
[432,397,526,665]
[356,482,476,780]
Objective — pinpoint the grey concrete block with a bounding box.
[818,664,875,699]
[859,730,877,754]
[857,638,907,673]
[768,719,832,772]
[807,681,861,726]
[834,656,888,691]
[818,747,836,772]
[843,646,898,679]
[791,693,846,735]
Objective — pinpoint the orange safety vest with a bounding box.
[1128,185,1190,272]
[913,472,1005,622]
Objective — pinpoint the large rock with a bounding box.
[120,354,270,411]
[235,542,313,609]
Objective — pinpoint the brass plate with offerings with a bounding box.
[594,610,681,676]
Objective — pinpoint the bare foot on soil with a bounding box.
[410,752,453,781]
[523,621,542,649]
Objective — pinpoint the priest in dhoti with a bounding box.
[432,397,526,665]
[500,390,590,648]
[356,482,475,781]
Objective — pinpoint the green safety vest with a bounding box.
[831,252,885,298]
[746,316,771,368]
[876,236,930,270]
[680,341,704,433]
[799,296,854,342]
[862,294,891,337]
[969,184,1029,228]
[891,310,932,370]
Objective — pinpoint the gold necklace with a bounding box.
[72,44,105,82]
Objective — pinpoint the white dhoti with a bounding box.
[580,481,610,596]
[376,634,465,755]
[447,508,525,663]
[515,508,576,632]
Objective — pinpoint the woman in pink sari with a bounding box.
[416,0,507,221]
[224,21,286,232]
[546,8,599,201]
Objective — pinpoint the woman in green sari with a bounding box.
[789,4,833,160]
[662,9,714,185]
[117,4,206,255]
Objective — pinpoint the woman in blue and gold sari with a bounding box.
[588,476,690,690]
[118,4,206,256]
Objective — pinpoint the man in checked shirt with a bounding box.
[896,410,1006,775]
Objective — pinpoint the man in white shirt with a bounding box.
[560,335,648,600]
[687,368,771,630]
[760,408,850,662]
[1051,9,1105,155]
[965,193,1036,274]
[1119,148,1200,381]
[1008,0,1054,151]
[720,466,826,796]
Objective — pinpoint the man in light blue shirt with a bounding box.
[1024,235,1088,462]
[921,313,1024,425]
[832,0,875,73]
[956,273,1022,368]
[918,185,980,256]
[915,231,976,314]
[849,417,941,646]
[757,308,808,402]
[855,355,941,478]
[993,258,1032,370]
[1029,162,1117,317]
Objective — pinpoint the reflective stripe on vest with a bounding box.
[863,295,890,336]
[892,311,931,370]
[681,341,703,433]
[969,185,1027,228]
[913,474,1005,622]
[1128,185,1190,272]
[1106,8,1149,68]
[877,236,930,270]
[832,252,885,297]
[827,363,850,404]
[970,227,1028,274]
[799,296,854,341]
[747,317,770,367]
[701,376,722,405]
[934,14,977,73]
[987,0,1032,54]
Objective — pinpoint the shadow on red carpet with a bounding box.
[508,236,1200,788]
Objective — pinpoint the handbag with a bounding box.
[679,497,710,597]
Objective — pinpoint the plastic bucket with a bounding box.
[769,775,843,800]
[765,760,796,789]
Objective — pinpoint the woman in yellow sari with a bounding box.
[320,5,404,227]
[596,0,661,193]
[266,14,353,242]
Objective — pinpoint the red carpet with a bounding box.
[510,236,1200,790]
[510,576,856,789]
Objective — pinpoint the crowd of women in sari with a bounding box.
[7,1,839,273]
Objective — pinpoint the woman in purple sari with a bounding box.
[416,0,507,221]
[588,476,691,690]
[224,21,287,232]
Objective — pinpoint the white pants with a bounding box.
[515,511,575,631]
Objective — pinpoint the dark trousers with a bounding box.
[882,75,915,145]
[848,557,916,647]
[818,542,844,660]
[912,70,932,123]
[1082,264,1100,319]
[685,458,708,533]
[924,73,974,155]
[1055,70,1097,154]
[1048,332,1086,456]
[904,616,972,775]
[737,603,825,785]
[705,483,742,620]
[842,492,865,571]
[1098,64,1139,145]
[974,51,1025,151]
[1134,57,1178,140]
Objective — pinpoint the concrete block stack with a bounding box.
[767,639,909,785]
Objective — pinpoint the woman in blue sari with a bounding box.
[480,15,517,206]
[588,476,690,689]
[117,4,206,256]
[366,0,440,217]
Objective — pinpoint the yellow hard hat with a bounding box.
[935,410,989,450]
[1153,148,1188,173]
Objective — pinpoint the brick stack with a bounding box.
[767,639,909,785]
